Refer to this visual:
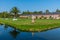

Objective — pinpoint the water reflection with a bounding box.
[32,32,34,37]
[4,25,8,30]
[9,29,20,38]
[1,25,60,40]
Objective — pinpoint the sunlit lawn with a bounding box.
[0,18,60,32]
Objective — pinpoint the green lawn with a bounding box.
[0,18,60,32]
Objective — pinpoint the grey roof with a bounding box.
[20,12,60,16]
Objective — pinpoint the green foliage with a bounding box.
[56,9,60,12]
[22,11,43,14]
[38,11,43,14]
[22,10,32,14]
[0,7,60,19]
[0,11,9,18]
[45,10,50,14]
[10,7,20,18]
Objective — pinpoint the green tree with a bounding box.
[45,10,50,14]
[38,11,43,14]
[2,11,8,18]
[33,11,38,14]
[22,10,32,14]
[10,7,20,18]
[56,9,60,12]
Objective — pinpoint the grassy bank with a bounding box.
[0,18,60,32]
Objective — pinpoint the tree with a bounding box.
[2,11,8,18]
[56,9,60,12]
[38,11,43,14]
[22,11,28,14]
[22,10,32,14]
[45,10,50,14]
[10,7,20,18]
[33,11,38,14]
[33,11,43,14]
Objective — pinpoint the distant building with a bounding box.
[19,12,60,19]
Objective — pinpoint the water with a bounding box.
[0,25,60,40]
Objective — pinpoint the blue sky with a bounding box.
[0,0,60,12]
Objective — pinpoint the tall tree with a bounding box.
[10,7,20,18]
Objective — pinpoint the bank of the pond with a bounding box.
[0,18,60,32]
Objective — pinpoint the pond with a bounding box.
[0,25,60,40]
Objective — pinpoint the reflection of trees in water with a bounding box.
[3,25,20,39]
[4,25,8,30]
[9,29,20,38]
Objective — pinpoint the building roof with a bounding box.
[20,12,60,16]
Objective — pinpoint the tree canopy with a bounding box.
[10,7,20,18]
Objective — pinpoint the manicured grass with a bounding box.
[0,18,60,32]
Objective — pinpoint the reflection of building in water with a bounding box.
[32,32,34,36]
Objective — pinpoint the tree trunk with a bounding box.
[14,12,17,18]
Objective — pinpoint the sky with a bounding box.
[0,0,60,12]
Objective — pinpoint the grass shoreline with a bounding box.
[0,18,60,32]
